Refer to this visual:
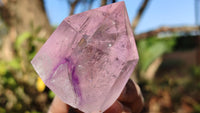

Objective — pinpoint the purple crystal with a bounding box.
[31,1,139,113]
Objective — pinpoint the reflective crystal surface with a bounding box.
[31,1,139,113]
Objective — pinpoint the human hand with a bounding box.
[48,79,144,113]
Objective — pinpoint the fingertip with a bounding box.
[48,96,69,113]
[118,79,144,113]
[118,79,137,103]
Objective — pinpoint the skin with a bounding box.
[48,79,144,113]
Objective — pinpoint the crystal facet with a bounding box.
[31,1,139,113]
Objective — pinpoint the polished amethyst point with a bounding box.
[31,1,139,113]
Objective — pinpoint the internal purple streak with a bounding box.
[45,59,68,82]
[46,58,82,99]
[65,58,82,99]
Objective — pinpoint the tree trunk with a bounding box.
[132,0,150,31]
[0,0,52,60]
[1,0,52,36]
[101,0,107,6]
[69,0,79,15]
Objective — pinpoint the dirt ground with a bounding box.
[141,49,200,113]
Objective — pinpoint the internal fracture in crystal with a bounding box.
[31,1,139,113]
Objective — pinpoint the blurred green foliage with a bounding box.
[194,104,200,113]
[0,25,199,112]
[137,36,176,72]
[191,66,200,78]
[0,26,54,112]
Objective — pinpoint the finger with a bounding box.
[118,79,140,103]
[48,96,69,113]
[104,100,132,113]
[118,79,144,113]
[130,80,144,113]
[129,97,144,113]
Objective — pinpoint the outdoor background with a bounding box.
[0,0,200,113]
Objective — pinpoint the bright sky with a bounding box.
[44,0,196,34]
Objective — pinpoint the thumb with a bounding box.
[48,96,69,113]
